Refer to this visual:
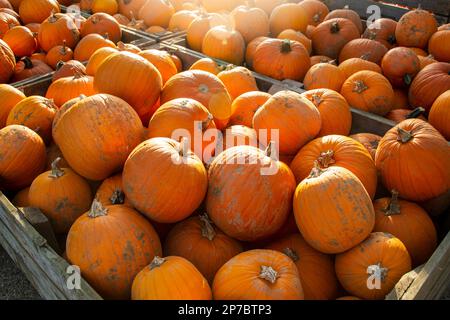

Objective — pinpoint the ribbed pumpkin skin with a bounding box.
[301,89,351,137]
[123,138,208,224]
[277,29,312,54]
[132,256,212,300]
[245,36,269,69]
[53,94,144,181]
[206,146,296,242]
[338,39,388,64]
[213,249,304,300]
[363,18,397,49]
[375,119,450,202]
[73,34,116,62]
[428,90,450,140]
[138,49,178,85]
[338,58,382,78]
[349,133,382,160]
[253,90,321,155]
[164,215,243,283]
[395,9,437,49]
[3,26,36,57]
[290,135,377,199]
[66,203,162,300]
[0,84,25,128]
[293,166,375,254]
[95,173,132,207]
[303,63,346,92]
[45,75,95,107]
[202,26,245,66]
[0,39,15,83]
[19,0,61,25]
[81,13,122,44]
[29,165,92,234]
[297,0,329,27]
[373,195,437,266]
[231,5,269,44]
[381,47,420,88]
[217,66,259,101]
[324,9,363,34]
[269,3,308,37]
[38,13,80,53]
[428,31,450,63]
[335,232,411,300]
[0,125,46,191]
[266,234,339,300]
[229,91,271,128]
[85,47,118,76]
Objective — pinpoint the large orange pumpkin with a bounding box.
[375,119,450,202]
[428,30,450,63]
[202,26,245,66]
[363,18,397,49]
[85,46,118,76]
[335,232,411,300]
[297,0,329,27]
[303,63,346,92]
[38,13,80,53]
[53,94,144,181]
[231,5,269,44]
[294,165,375,254]
[338,38,388,64]
[46,74,95,107]
[66,200,162,300]
[381,47,420,88]
[229,91,271,128]
[138,0,174,28]
[266,233,339,300]
[428,90,450,140]
[253,90,321,155]
[212,249,304,300]
[74,33,116,62]
[3,26,36,57]
[395,9,437,49]
[217,66,258,101]
[0,84,25,128]
[0,39,15,83]
[81,12,122,44]
[269,3,308,37]
[19,0,61,25]
[138,49,178,85]
[338,57,382,78]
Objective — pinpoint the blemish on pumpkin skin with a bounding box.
[122,240,135,261]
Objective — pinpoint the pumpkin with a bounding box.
[335,232,411,300]
[310,55,334,66]
[168,10,198,31]
[303,63,346,92]
[165,213,243,283]
[253,39,310,82]
[206,144,296,241]
[46,73,95,107]
[95,173,132,207]
[290,134,378,199]
[277,29,312,54]
[74,33,116,62]
[81,12,122,44]
[269,3,307,37]
[66,200,162,300]
[52,60,86,82]
[373,190,437,266]
[118,0,146,19]
[324,8,363,34]
[161,69,232,130]
[0,38,14,83]
[30,53,47,63]
[7,0,20,10]
[253,90,321,155]
[297,0,329,27]
[29,158,92,233]
[79,0,93,12]
[189,57,221,75]
[363,18,397,49]
[341,70,394,116]
[381,47,420,88]
[213,249,304,300]
[12,57,53,82]
[146,98,218,163]
[428,90,450,140]
[92,0,118,15]
[45,41,74,69]
[202,26,245,66]
[138,0,174,28]
[12,187,30,207]
[0,125,46,191]
[123,137,207,223]
[223,125,258,149]
[146,25,166,34]
[186,13,218,52]
[254,0,283,16]
[0,12,19,38]
[53,94,144,181]
[138,49,178,85]
[375,119,450,202]
[85,46,118,76]
[113,13,130,25]
[392,88,409,110]
[311,18,360,60]
[229,91,271,127]
[338,39,388,64]
[266,233,338,300]
[217,66,258,101]
[52,95,86,133]
[418,54,437,70]
[244,36,268,69]
[395,9,437,49]
[38,13,80,53]
[3,26,36,57]
[349,133,382,160]
[118,41,141,54]
[131,256,212,300]
[294,164,375,253]
[0,84,25,128]
[428,30,450,63]
[408,62,450,112]
[6,96,57,143]
[231,5,269,44]
[385,107,426,123]
[45,142,69,170]
[301,89,351,137]
[94,51,162,124]
[170,53,182,72]
[338,57,382,78]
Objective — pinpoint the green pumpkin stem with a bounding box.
[199,213,216,241]
[88,199,108,218]
[49,157,65,179]
[149,256,166,270]
[406,107,425,119]
[403,74,412,86]
[383,190,401,216]
[259,265,279,284]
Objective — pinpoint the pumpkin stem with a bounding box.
[353,80,368,93]
[317,150,335,168]
[311,94,322,107]
[403,74,412,86]
[383,190,401,216]
[330,21,340,34]
[308,161,326,178]
[387,34,396,45]
[360,53,371,60]
[406,107,425,119]
[368,262,389,283]
[199,213,216,241]
[265,141,275,158]
[178,137,189,157]
[21,57,33,69]
[397,127,413,143]
[103,32,110,40]
[149,256,166,270]
[280,39,292,54]
[202,114,213,131]
[88,199,108,218]
[60,40,67,55]
[313,13,321,23]
[110,189,126,205]
[48,10,58,23]
[55,60,66,71]
[259,265,279,284]
[49,157,65,179]
[283,247,299,262]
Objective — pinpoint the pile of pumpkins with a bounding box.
[0,0,450,301]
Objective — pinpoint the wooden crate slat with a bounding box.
[374,0,450,17]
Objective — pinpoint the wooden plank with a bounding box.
[0,193,102,300]
[375,0,450,17]
[386,265,424,300]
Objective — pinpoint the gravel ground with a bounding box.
[0,246,41,300]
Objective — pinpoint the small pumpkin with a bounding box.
[95,173,132,207]
[363,18,397,49]
[338,57,382,78]
[168,10,198,32]
[395,9,438,49]
[217,66,258,101]
[338,39,388,65]
[229,91,271,128]
[38,13,80,53]
[381,47,420,88]
[81,12,122,44]
[46,73,95,107]
[91,0,118,15]
[186,13,224,52]
[385,107,426,123]
[45,41,74,70]
[202,26,245,66]
[269,3,308,37]
[0,84,25,128]
[303,63,346,92]
[349,133,382,160]
[12,57,53,82]
[3,26,36,57]
[12,187,30,207]
[310,55,334,66]
[0,11,20,38]
[138,0,174,28]
[428,90,450,140]
[297,0,329,27]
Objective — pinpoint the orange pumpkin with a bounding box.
[45,41,74,69]
[0,84,25,128]
[335,232,411,300]
[66,200,162,300]
[338,57,382,78]
[229,91,271,127]
[310,55,334,66]
[269,3,308,37]
[189,57,221,75]
[38,13,80,53]
[113,13,130,25]
[52,60,86,82]
[3,26,36,57]
[11,57,53,82]
[428,30,450,63]
[428,90,450,140]
[46,74,95,107]
[385,107,426,123]
[81,12,122,44]
[0,125,46,191]
[277,29,312,54]
[217,66,258,101]
[418,54,437,70]
[324,8,363,34]
[339,39,388,64]
[245,36,268,69]
[349,133,382,160]
[231,5,269,44]
[254,0,283,16]
[363,18,397,49]
[95,173,132,207]
[53,94,144,181]
[92,0,118,15]
[212,249,304,300]
[304,63,346,92]
[253,90,321,155]
[0,39,15,83]
[381,47,420,88]
[186,13,227,52]
[375,119,450,202]
[19,0,61,24]
[138,49,178,84]
[202,26,245,66]
[118,0,146,19]
[45,142,69,170]
[392,88,409,109]
[138,0,174,28]
[85,46,118,76]
[0,11,20,39]
[341,70,394,116]
[168,10,198,31]
[74,33,116,62]
[395,9,437,49]
[297,0,329,27]
[12,187,30,207]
